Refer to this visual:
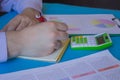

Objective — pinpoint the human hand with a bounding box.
[2,8,40,31]
[6,21,68,58]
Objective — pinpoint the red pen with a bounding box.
[35,13,47,22]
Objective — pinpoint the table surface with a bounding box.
[0,3,120,74]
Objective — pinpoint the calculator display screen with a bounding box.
[95,35,105,45]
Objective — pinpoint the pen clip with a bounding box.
[112,18,120,28]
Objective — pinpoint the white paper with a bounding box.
[45,14,120,35]
[1,50,120,80]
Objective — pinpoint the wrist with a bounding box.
[6,31,22,58]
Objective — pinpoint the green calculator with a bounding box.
[71,33,112,50]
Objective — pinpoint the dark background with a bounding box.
[43,0,120,10]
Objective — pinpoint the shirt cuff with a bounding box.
[0,32,8,62]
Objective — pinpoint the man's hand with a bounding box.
[6,21,68,58]
[2,8,40,31]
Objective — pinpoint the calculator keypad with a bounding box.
[71,36,97,47]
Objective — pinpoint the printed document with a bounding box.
[1,50,120,80]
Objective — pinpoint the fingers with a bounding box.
[47,40,62,55]
[49,22,68,53]
[15,19,31,30]
[2,15,39,31]
[53,22,69,40]
[54,40,62,49]
[2,17,21,31]
[55,31,68,40]
[55,22,68,31]
[16,17,39,30]
[41,21,69,40]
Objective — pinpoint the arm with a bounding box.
[1,0,42,13]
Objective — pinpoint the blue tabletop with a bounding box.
[0,3,120,74]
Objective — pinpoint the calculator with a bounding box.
[71,33,112,50]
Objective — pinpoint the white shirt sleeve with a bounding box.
[0,32,7,62]
[0,0,42,13]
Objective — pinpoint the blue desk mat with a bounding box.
[0,3,120,74]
